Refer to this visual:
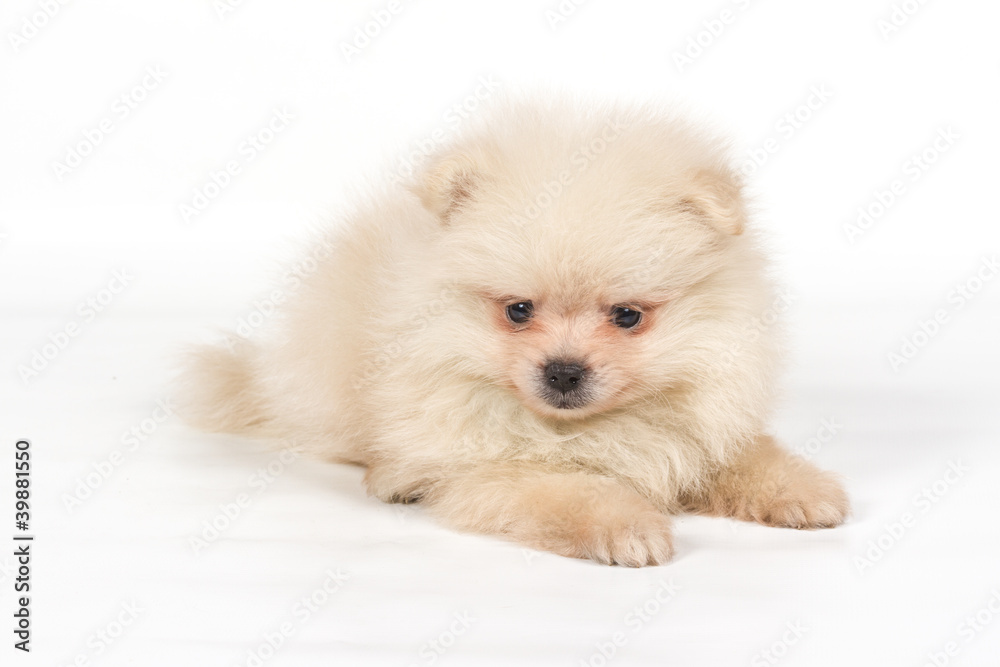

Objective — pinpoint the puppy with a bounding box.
[179,97,849,566]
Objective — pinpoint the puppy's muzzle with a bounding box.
[539,360,592,409]
[544,361,584,394]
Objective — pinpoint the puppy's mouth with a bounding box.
[540,390,592,410]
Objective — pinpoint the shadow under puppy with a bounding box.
[179,97,849,566]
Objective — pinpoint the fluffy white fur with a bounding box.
[179,97,848,566]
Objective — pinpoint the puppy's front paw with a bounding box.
[571,506,675,567]
[421,466,675,566]
[748,469,849,529]
[682,436,850,530]
[529,480,675,566]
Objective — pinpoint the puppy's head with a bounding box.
[413,102,758,420]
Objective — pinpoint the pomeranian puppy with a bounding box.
[179,97,848,566]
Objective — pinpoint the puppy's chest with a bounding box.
[482,416,700,472]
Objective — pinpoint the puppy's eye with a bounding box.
[506,301,534,324]
[611,306,642,329]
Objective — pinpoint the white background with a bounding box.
[2,1,999,665]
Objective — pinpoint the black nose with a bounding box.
[544,361,585,394]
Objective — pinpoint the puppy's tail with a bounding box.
[175,339,271,436]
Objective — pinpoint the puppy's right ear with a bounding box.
[412,153,479,224]
[676,167,747,236]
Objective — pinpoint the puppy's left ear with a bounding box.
[677,167,747,236]
[412,152,479,224]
